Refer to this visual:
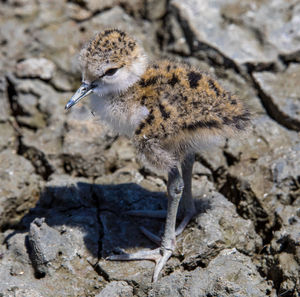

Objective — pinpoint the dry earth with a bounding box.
[0,0,299,296]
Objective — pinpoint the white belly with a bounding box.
[89,94,149,137]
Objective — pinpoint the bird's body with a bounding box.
[90,58,249,171]
[66,29,250,282]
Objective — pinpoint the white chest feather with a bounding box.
[89,94,149,137]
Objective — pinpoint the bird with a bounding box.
[65,28,250,282]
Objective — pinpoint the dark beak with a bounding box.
[65,83,94,110]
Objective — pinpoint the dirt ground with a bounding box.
[0,0,299,296]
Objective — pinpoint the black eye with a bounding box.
[105,68,118,76]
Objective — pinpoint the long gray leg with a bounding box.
[126,153,196,239]
[176,153,196,235]
[107,167,184,282]
[161,167,184,250]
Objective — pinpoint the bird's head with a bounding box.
[65,29,147,110]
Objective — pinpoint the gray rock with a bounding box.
[219,0,300,58]
[171,0,300,68]
[253,63,300,131]
[266,205,300,294]
[5,0,39,18]
[0,122,16,152]
[180,177,262,269]
[144,0,167,20]
[66,2,92,22]
[62,111,115,178]
[96,281,134,297]
[0,76,11,122]
[28,218,62,276]
[5,76,67,130]
[150,249,275,297]
[0,17,34,70]
[0,149,41,229]
[16,58,56,80]
[6,232,31,265]
[1,0,300,295]
[170,0,277,67]
[222,116,299,231]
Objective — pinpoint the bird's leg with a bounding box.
[126,153,196,243]
[107,167,184,282]
[176,153,196,235]
[127,153,196,237]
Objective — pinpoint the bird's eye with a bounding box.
[105,68,118,76]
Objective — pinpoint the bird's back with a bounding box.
[127,60,250,151]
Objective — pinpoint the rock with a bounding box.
[0,175,102,295]
[0,149,41,229]
[66,2,92,22]
[28,218,63,276]
[16,58,56,80]
[253,63,300,131]
[0,18,34,70]
[5,0,39,18]
[0,122,16,152]
[219,0,300,58]
[1,0,300,295]
[180,177,262,269]
[6,76,67,130]
[221,116,300,239]
[1,222,101,296]
[164,13,191,56]
[149,249,274,297]
[80,0,146,19]
[96,281,134,297]
[267,206,300,294]
[144,0,167,20]
[0,76,11,122]
[20,126,64,175]
[6,232,31,265]
[171,0,300,68]
[170,0,277,68]
[62,110,116,178]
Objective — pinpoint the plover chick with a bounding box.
[65,29,250,282]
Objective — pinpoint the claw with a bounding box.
[107,248,161,262]
[152,249,172,282]
[107,247,172,282]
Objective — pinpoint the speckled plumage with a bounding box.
[129,60,249,170]
[66,29,251,282]
[78,29,250,172]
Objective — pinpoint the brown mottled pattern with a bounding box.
[130,61,250,141]
[80,29,139,73]
[79,30,249,167]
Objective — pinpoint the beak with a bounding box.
[65,83,94,110]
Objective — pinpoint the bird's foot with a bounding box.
[107,246,173,282]
[107,210,196,282]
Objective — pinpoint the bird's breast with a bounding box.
[89,94,149,137]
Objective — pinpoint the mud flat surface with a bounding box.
[0,0,299,296]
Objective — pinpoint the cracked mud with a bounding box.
[0,0,299,296]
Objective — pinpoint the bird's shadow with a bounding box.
[6,181,212,262]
